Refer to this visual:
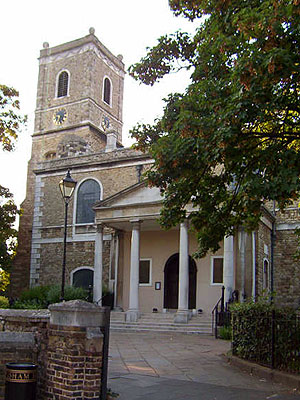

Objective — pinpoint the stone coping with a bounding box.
[48,299,102,312]
[49,300,108,327]
[0,309,50,321]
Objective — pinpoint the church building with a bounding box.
[11,29,300,323]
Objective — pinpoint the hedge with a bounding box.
[231,301,300,374]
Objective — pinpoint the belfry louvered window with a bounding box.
[103,77,111,105]
[57,71,69,98]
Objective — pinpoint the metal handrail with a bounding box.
[211,286,225,337]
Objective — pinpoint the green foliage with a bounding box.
[10,284,89,309]
[0,84,26,281]
[218,325,232,341]
[0,185,20,272]
[46,285,88,305]
[231,301,300,373]
[12,299,45,310]
[0,268,10,293]
[129,0,300,257]
[0,84,27,152]
[0,295,9,309]
[19,285,51,304]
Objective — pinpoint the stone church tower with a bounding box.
[11,29,149,297]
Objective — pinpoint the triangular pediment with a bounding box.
[94,181,163,210]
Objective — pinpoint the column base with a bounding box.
[174,310,190,324]
[125,310,140,322]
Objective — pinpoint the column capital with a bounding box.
[129,219,142,228]
[95,223,104,233]
[180,219,189,229]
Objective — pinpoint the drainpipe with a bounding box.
[238,228,246,302]
[270,222,275,303]
[270,201,276,303]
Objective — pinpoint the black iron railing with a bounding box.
[211,287,238,338]
[232,310,300,373]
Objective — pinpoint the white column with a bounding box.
[113,233,120,309]
[223,235,234,304]
[175,221,190,323]
[126,220,141,322]
[238,228,246,302]
[93,224,103,304]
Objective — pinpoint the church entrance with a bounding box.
[163,253,197,310]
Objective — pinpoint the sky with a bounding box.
[0,0,196,208]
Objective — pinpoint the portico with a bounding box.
[93,181,229,322]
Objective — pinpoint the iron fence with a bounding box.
[232,310,300,374]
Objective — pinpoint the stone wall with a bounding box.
[256,220,272,298]
[274,229,300,308]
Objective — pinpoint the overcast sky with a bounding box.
[0,0,196,208]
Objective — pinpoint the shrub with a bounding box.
[12,299,45,309]
[19,285,50,303]
[0,296,9,309]
[231,300,300,373]
[16,285,51,308]
[10,284,89,309]
[218,325,232,341]
[46,285,88,305]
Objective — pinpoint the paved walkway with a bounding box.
[108,331,300,400]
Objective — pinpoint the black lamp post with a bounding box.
[59,170,77,301]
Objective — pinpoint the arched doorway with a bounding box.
[163,253,197,310]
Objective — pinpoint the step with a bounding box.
[110,325,212,334]
[109,312,213,335]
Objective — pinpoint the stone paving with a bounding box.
[108,331,300,400]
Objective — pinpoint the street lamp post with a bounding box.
[59,170,77,301]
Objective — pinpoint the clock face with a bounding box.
[53,109,67,125]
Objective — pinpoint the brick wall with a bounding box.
[44,325,102,400]
[0,310,49,400]
[0,342,37,400]
[0,302,107,400]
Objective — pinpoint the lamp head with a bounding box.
[59,170,77,202]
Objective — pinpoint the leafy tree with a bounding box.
[129,0,300,257]
[0,85,25,288]
[0,186,19,272]
[0,84,26,151]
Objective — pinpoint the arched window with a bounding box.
[76,179,101,224]
[72,267,94,290]
[103,77,112,105]
[263,259,269,290]
[57,71,69,98]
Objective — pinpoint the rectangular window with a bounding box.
[139,259,152,286]
[211,257,223,285]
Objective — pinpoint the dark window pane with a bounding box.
[76,179,100,224]
[103,78,111,105]
[263,260,269,289]
[57,71,69,97]
[139,260,150,284]
[73,269,93,289]
[213,258,223,283]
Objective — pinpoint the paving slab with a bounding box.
[108,331,300,399]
